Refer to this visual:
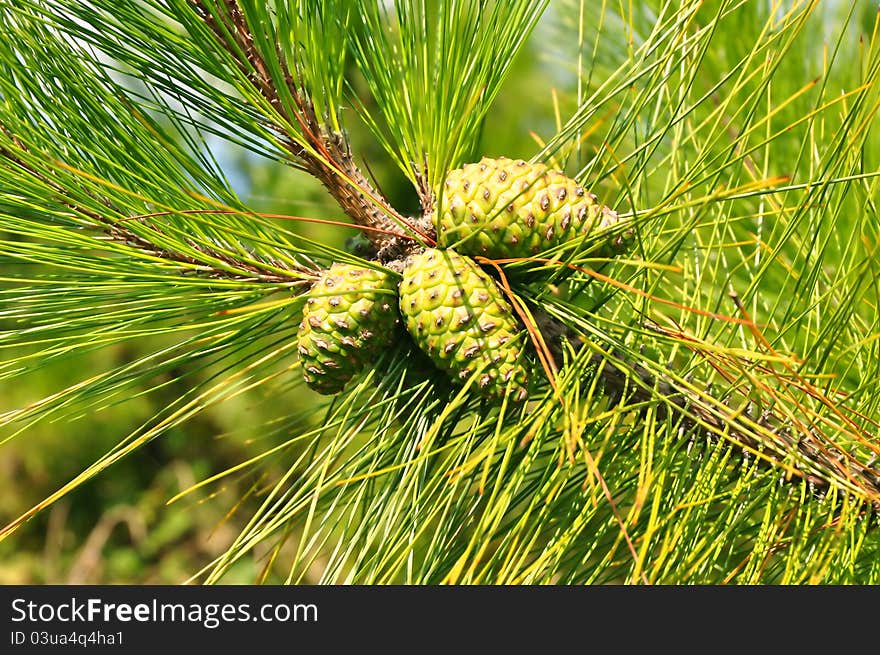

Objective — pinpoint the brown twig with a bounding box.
[1,125,311,284]
[187,0,434,259]
[533,309,880,514]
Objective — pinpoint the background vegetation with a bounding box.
[1,0,879,584]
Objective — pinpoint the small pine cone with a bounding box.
[399,248,529,401]
[297,263,400,394]
[435,156,631,259]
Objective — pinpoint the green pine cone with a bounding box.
[435,156,631,259]
[297,263,400,394]
[399,248,529,401]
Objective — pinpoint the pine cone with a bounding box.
[297,263,400,394]
[435,156,631,259]
[399,248,529,401]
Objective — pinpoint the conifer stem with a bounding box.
[188,0,428,258]
[535,309,880,513]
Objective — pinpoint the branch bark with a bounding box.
[534,309,880,513]
[188,0,429,259]
[0,125,311,284]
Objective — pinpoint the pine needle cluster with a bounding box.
[1,0,879,583]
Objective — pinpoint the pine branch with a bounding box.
[188,0,431,257]
[535,309,880,513]
[0,123,312,284]
[101,224,309,284]
[3,0,877,584]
